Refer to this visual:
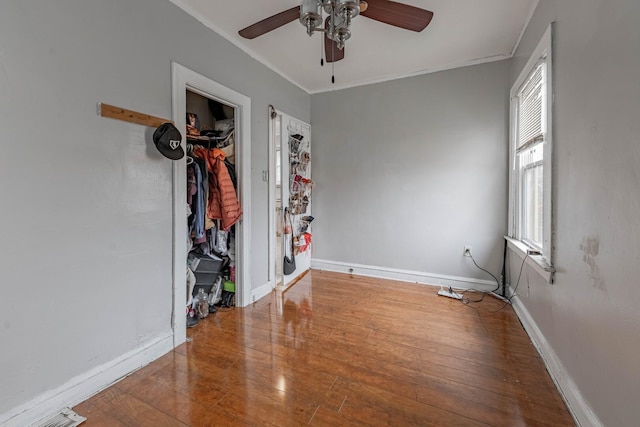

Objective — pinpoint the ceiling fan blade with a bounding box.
[361,0,434,32]
[238,6,300,39]
[324,18,345,63]
[324,35,345,63]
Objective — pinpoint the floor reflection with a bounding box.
[276,277,313,348]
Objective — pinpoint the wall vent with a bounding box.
[34,408,86,427]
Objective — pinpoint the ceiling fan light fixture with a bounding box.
[336,0,361,20]
[300,0,322,36]
[334,28,351,50]
[334,26,351,49]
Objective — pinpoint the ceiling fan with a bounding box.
[238,0,434,64]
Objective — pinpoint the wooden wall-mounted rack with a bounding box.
[97,103,172,128]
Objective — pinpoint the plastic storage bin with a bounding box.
[188,252,223,296]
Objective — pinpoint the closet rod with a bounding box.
[97,102,172,128]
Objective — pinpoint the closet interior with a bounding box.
[184,89,240,328]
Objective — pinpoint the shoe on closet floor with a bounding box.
[187,309,199,328]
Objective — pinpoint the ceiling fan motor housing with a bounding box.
[300,0,360,47]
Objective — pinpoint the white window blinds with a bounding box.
[516,61,545,149]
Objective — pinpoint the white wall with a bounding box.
[0,0,309,420]
[311,60,510,284]
[509,1,640,425]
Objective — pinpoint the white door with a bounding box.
[270,110,312,289]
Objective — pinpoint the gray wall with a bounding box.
[0,0,309,416]
[509,0,640,425]
[311,60,510,282]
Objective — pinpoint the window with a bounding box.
[509,25,553,263]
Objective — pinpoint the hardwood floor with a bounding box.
[74,270,574,426]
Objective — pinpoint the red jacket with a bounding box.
[193,147,242,230]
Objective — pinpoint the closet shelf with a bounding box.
[187,135,211,142]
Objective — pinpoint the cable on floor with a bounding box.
[459,253,501,305]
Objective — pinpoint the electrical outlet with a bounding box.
[463,246,472,257]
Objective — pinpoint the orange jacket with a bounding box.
[193,147,242,230]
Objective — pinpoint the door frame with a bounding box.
[171,62,252,347]
[267,107,278,289]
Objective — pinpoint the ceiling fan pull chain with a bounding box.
[331,36,335,84]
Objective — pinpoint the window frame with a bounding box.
[509,24,554,265]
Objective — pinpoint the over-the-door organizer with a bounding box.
[287,131,313,256]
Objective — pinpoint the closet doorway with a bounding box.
[171,63,252,347]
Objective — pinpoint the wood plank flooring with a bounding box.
[73,270,575,426]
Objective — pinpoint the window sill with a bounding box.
[504,236,555,284]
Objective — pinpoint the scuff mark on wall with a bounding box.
[580,236,606,290]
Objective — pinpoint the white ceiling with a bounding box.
[171,0,537,93]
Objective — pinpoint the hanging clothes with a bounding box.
[192,156,215,231]
[187,161,206,243]
[192,147,242,230]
